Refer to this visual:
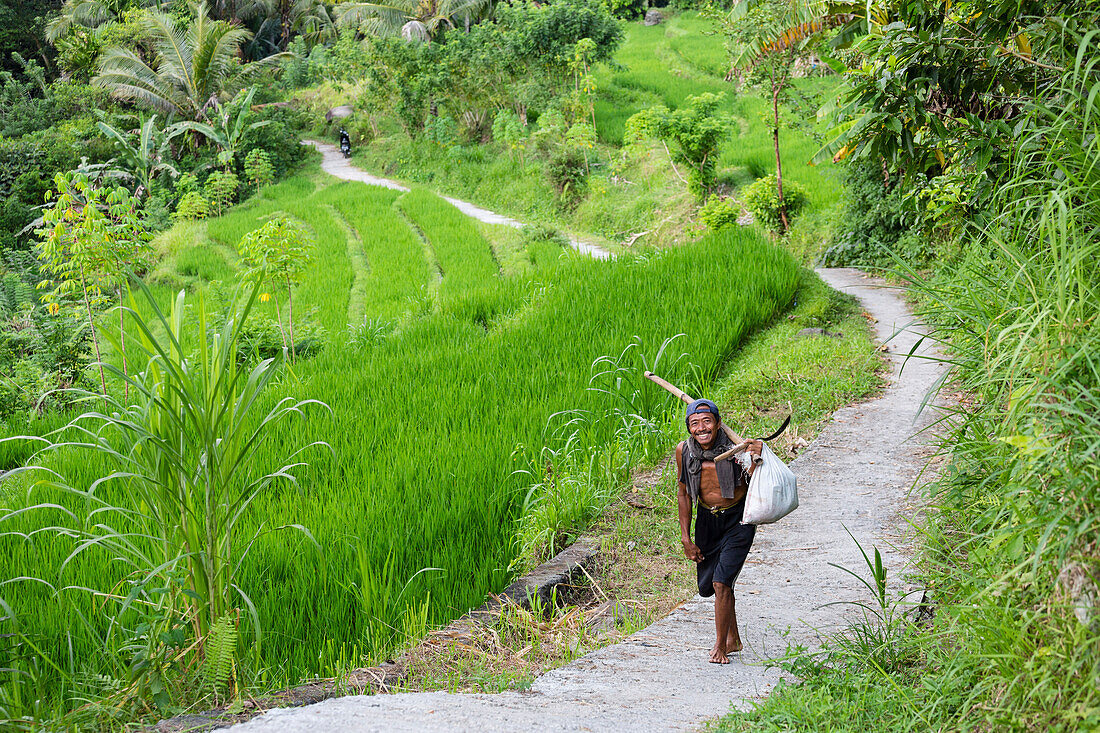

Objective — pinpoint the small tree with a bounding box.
[568,38,599,131]
[565,121,597,173]
[205,171,240,216]
[244,149,275,190]
[36,172,152,403]
[237,215,315,362]
[175,191,212,221]
[625,93,730,201]
[492,110,527,166]
[719,0,828,232]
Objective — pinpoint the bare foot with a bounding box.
[726,632,743,654]
[709,642,730,664]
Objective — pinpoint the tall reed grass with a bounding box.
[903,41,1100,726]
[0,281,327,721]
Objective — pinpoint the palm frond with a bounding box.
[233,51,292,87]
[140,10,199,105]
[95,47,185,116]
[192,18,251,107]
[728,0,834,69]
[335,1,412,35]
[439,0,492,23]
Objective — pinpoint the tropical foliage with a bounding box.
[95,113,180,194]
[336,0,493,40]
[93,2,284,120]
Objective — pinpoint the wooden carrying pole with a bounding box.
[643,371,758,463]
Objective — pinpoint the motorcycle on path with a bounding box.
[339,129,352,159]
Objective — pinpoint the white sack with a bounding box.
[741,442,798,525]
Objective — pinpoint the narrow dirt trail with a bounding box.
[304,141,612,260]
[230,268,944,732]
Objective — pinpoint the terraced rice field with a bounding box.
[0,172,801,700]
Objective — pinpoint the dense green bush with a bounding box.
[698,196,741,231]
[742,174,808,233]
[606,0,646,20]
[547,148,589,208]
[625,93,730,201]
[0,74,113,138]
[242,106,310,177]
[280,35,373,90]
[819,159,933,267]
[0,254,92,418]
[0,116,115,250]
[498,0,624,71]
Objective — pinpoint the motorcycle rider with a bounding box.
[339,128,351,157]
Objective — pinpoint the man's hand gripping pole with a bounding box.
[643,371,760,465]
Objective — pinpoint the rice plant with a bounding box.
[321,183,431,323]
[396,188,501,294]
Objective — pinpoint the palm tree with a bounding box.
[243,0,336,52]
[93,2,286,121]
[335,0,494,40]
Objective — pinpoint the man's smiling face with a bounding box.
[688,412,718,449]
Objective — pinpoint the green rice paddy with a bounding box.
[0,172,801,705]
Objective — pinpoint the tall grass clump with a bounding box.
[908,41,1100,726]
[0,280,327,721]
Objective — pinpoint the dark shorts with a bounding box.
[695,500,756,597]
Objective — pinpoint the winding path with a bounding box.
[304,141,612,260]
[230,268,944,732]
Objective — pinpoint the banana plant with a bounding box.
[95,112,180,196]
[169,87,271,169]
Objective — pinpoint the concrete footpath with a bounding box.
[229,268,943,732]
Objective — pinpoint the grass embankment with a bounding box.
[350,12,840,256]
[0,167,805,722]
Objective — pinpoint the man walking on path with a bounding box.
[675,399,762,664]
